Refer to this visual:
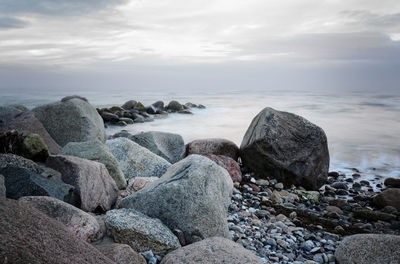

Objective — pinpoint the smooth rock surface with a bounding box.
[0,111,61,154]
[373,188,400,210]
[106,137,171,180]
[128,131,185,163]
[0,165,75,202]
[335,234,400,264]
[46,155,118,212]
[202,154,242,182]
[119,155,233,244]
[160,237,263,264]
[19,196,101,242]
[95,243,147,264]
[240,107,329,190]
[186,138,240,160]
[32,97,106,146]
[106,209,181,255]
[60,140,127,189]
[0,198,114,264]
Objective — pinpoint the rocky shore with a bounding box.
[1,96,399,264]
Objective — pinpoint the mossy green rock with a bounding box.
[60,140,127,189]
[23,133,50,162]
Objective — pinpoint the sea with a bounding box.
[1,88,399,184]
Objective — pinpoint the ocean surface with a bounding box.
[1,89,399,183]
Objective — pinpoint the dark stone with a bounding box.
[331,182,348,190]
[167,100,183,112]
[384,178,400,188]
[121,100,138,110]
[328,171,339,178]
[61,95,88,103]
[0,165,75,202]
[101,112,120,123]
[240,107,329,190]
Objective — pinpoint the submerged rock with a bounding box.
[240,107,329,190]
[32,97,106,146]
[119,155,233,244]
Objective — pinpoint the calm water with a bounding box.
[1,89,399,182]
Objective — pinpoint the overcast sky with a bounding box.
[0,0,399,93]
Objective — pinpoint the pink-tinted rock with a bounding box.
[116,177,158,208]
[46,155,118,212]
[0,111,61,154]
[186,138,239,160]
[203,154,242,182]
[19,196,101,242]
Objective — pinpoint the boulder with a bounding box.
[0,174,5,197]
[0,198,114,264]
[119,155,233,244]
[0,111,60,154]
[0,105,21,115]
[0,153,43,173]
[106,137,171,180]
[9,104,29,112]
[60,140,127,189]
[121,100,138,110]
[95,243,146,264]
[203,154,242,182]
[32,97,106,147]
[0,165,75,202]
[0,130,49,162]
[101,112,120,123]
[240,107,329,190]
[167,100,183,112]
[186,138,239,160]
[384,177,400,188]
[335,234,400,264]
[19,196,101,242]
[46,155,118,212]
[160,237,263,264]
[116,177,158,207]
[146,101,165,114]
[128,131,185,163]
[373,188,400,210]
[106,209,181,255]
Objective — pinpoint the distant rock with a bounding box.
[335,234,400,264]
[100,112,120,123]
[202,154,242,182]
[384,177,400,188]
[186,138,240,160]
[119,155,233,244]
[128,131,185,163]
[167,100,183,112]
[146,101,165,114]
[60,140,127,189]
[0,198,114,264]
[160,237,263,264]
[121,100,138,110]
[0,165,75,202]
[46,155,118,212]
[19,196,101,242]
[95,243,147,264]
[373,188,400,210]
[106,209,181,256]
[106,137,171,180]
[32,97,106,146]
[240,107,329,190]
[0,105,21,116]
[0,111,60,154]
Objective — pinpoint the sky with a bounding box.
[0,0,400,93]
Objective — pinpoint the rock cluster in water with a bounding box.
[0,95,399,264]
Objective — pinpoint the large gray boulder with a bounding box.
[373,188,400,210]
[60,140,127,189]
[0,111,61,154]
[32,96,106,147]
[119,155,233,244]
[335,234,400,264]
[0,165,75,202]
[240,107,329,190]
[106,137,171,180]
[105,209,181,255]
[161,237,263,264]
[0,198,115,264]
[128,131,185,163]
[46,155,118,212]
[0,153,43,173]
[19,196,101,242]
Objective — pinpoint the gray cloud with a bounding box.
[0,16,27,29]
[342,10,400,29]
[0,0,127,16]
